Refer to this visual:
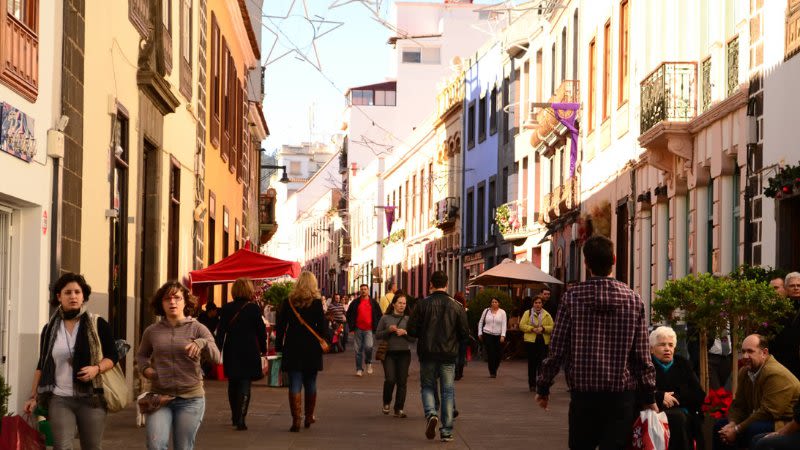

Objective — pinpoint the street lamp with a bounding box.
[261,164,290,183]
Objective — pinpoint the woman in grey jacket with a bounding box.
[375,291,416,418]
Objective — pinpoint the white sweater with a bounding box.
[478,308,507,337]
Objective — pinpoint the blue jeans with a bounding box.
[49,395,106,450]
[288,370,318,395]
[713,418,775,450]
[146,397,205,450]
[420,361,456,437]
[353,329,374,371]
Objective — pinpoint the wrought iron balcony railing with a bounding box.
[433,196,460,228]
[640,62,697,134]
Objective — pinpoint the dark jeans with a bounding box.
[483,334,502,376]
[227,378,251,421]
[49,395,106,450]
[752,430,800,449]
[713,419,774,450]
[568,391,635,450]
[662,407,697,450]
[288,370,318,395]
[381,350,411,410]
[455,341,467,379]
[525,338,547,388]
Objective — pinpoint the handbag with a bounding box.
[0,415,45,450]
[288,299,330,353]
[90,315,130,413]
[375,315,404,361]
[631,409,670,450]
[136,392,171,415]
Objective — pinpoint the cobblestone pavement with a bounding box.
[101,349,570,449]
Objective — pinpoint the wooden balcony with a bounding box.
[528,79,579,148]
[549,186,562,220]
[1,14,38,101]
[559,176,579,213]
[541,193,552,224]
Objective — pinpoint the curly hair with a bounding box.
[288,271,320,308]
[150,280,197,317]
[50,273,92,307]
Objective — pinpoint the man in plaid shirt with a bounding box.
[536,235,657,449]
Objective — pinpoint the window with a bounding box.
[573,9,579,80]
[561,27,567,84]
[489,86,498,135]
[161,0,171,32]
[536,50,543,101]
[402,48,421,63]
[1,0,39,100]
[210,14,220,146]
[502,77,510,144]
[550,44,556,95]
[168,159,181,279]
[467,101,476,149]
[350,89,396,106]
[588,38,596,131]
[488,178,496,228]
[522,60,530,122]
[109,112,129,341]
[385,90,396,106]
[478,95,487,142]
[179,0,192,98]
[351,90,373,105]
[502,167,509,203]
[477,184,485,245]
[466,189,474,246]
[513,69,521,131]
[603,20,611,121]
[707,180,714,273]
[618,0,630,105]
[732,170,740,268]
[290,161,301,175]
[421,47,441,64]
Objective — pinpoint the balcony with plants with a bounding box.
[495,199,532,241]
[432,197,460,231]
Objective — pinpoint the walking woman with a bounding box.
[477,297,507,378]
[136,281,220,450]
[216,278,267,430]
[24,273,119,450]
[519,296,554,391]
[276,271,326,432]
[375,291,416,418]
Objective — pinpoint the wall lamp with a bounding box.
[261,164,290,183]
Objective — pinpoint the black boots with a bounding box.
[289,392,303,432]
[236,394,250,431]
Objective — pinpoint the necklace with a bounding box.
[62,321,77,366]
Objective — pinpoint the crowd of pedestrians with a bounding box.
[21,241,800,449]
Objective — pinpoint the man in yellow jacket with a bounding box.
[519,296,554,391]
[715,334,800,449]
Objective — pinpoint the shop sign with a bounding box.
[0,102,36,162]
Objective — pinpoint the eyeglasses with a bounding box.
[163,294,185,302]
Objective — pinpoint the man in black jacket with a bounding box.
[407,271,469,442]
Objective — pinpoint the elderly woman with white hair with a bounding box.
[650,326,706,450]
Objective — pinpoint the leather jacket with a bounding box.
[407,291,469,363]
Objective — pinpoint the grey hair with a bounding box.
[785,272,800,285]
[649,326,677,348]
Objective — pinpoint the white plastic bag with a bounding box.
[631,409,670,450]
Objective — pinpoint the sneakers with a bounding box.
[394,409,406,418]
[356,369,363,377]
[441,435,454,442]
[425,415,439,440]
[382,404,390,415]
[366,363,374,374]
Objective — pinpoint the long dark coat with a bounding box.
[216,299,267,380]
[275,298,325,372]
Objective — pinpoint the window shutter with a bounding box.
[210,15,220,146]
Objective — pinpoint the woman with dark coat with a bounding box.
[650,326,706,450]
[216,278,267,431]
[276,271,325,432]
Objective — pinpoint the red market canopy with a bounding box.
[188,248,301,299]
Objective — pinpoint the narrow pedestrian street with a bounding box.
[102,350,569,449]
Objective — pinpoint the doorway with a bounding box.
[139,140,159,339]
[0,207,11,375]
[777,195,800,271]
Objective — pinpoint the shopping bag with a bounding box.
[0,415,46,450]
[261,355,269,378]
[631,409,670,450]
[267,354,283,387]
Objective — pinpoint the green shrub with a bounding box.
[262,280,295,310]
[467,288,513,337]
[0,372,10,416]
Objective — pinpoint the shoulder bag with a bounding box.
[375,315,405,361]
[288,299,330,353]
[90,315,129,413]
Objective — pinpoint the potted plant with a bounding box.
[764,163,800,198]
[262,280,295,311]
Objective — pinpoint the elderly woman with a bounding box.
[650,326,705,450]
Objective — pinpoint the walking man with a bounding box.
[536,235,656,450]
[346,283,381,376]
[379,281,397,313]
[407,271,469,442]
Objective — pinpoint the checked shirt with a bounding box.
[536,276,656,403]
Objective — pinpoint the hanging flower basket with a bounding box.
[764,163,800,199]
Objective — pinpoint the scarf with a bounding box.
[529,308,543,327]
[652,355,674,372]
[37,304,104,400]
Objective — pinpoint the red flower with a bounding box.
[702,388,733,419]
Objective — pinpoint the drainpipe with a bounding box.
[50,156,62,286]
[629,167,636,286]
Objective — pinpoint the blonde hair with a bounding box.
[231,277,255,301]
[288,271,320,308]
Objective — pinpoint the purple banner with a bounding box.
[384,206,395,235]
[551,102,580,177]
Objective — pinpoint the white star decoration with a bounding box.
[263,0,344,71]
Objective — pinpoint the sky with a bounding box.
[259,0,497,153]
